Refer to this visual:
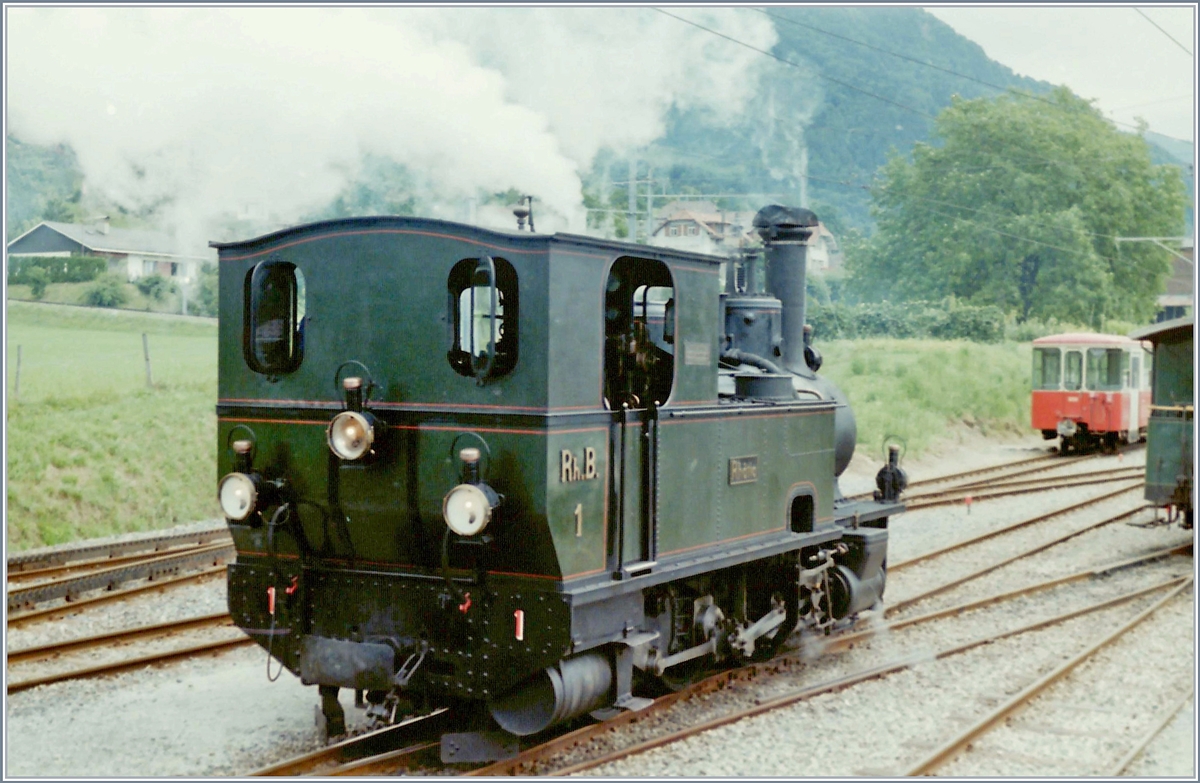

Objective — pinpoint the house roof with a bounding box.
[6,221,211,260]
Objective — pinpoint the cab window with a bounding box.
[1063,351,1083,391]
[244,260,305,375]
[1086,347,1126,391]
[1032,347,1061,390]
[448,256,518,380]
[604,257,674,408]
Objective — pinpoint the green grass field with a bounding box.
[6,301,218,550]
[4,301,1034,551]
[822,338,1032,459]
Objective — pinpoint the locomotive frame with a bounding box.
[213,205,904,752]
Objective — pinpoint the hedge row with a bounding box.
[7,255,108,284]
[808,299,1006,343]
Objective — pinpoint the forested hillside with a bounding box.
[648,7,1054,231]
[6,135,84,239]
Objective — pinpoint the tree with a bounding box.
[847,87,1189,326]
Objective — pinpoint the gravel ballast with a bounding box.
[4,435,1194,777]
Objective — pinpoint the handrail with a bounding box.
[469,255,498,384]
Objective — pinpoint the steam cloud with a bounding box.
[7,7,778,245]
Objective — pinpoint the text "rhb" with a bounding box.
[560,448,599,483]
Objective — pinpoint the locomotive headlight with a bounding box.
[442,484,495,536]
[218,472,258,521]
[328,410,375,461]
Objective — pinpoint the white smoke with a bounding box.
[6,7,778,244]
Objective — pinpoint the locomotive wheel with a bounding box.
[650,660,713,694]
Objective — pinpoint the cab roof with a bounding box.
[208,214,724,267]
[1128,315,1194,344]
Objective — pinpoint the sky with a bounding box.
[925,5,1196,143]
[4,6,1196,244]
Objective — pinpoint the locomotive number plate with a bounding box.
[728,455,759,485]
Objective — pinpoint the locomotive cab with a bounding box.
[213,207,903,752]
[1129,316,1194,528]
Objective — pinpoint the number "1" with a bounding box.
[574,503,583,537]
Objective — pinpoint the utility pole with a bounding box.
[599,164,612,238]
[628,158,637,242]
[645,167,654,242]
[798,145,809,209]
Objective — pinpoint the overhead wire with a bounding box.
[652,7,936,121]
[647,8,1190,256]
[754,7,1155,134]
[647,122,1167,248]
[1133,8,1193,56]
[660,6,1188,168]
[647,136,1160,247]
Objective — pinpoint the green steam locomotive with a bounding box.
[213,204,905,757]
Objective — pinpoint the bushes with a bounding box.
[808,299,1006,343]
[27,267,49,300]
[8,255,107,284]
[135,274,174,301]
[192,263,219,317]
[81,274,130,308]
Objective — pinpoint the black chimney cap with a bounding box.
[753,205,818,241]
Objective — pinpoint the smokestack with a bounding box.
[755,204,817,376]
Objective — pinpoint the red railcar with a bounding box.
[1031,332,1153,453]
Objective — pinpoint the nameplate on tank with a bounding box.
[728,455,759,485]
[684,340,711,366]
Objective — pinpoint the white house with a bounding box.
[6,218,212,282]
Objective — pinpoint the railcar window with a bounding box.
[1064,351,1083,391]
[447,257,518,380]
[1032,348,1061,390]
[1086,347,1126,391]
[243,260,305,375]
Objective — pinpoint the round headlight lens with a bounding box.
[328,411,374,461]
[218,472,258,521]
[442,484,493,536]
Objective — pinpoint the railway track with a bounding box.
[903,467,1143,510]
[235,453,1175,776]
[847,443,1144,508]
[245,536,1188,777]
[903,578,1193,776]
[846,450,1085,503]
[9,448,1179,776]
[469,569,1193,776]
[6,610,252,694]
[6,565,226,629]
[248,709,453,776]
[887,500,1152,613]
[888,482,1145,573]
[6,524,230,573]
[6,540,235,613]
